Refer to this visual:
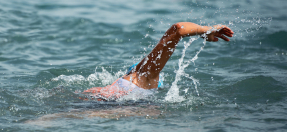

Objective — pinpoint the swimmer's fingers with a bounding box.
[213,27,233,41]
[225,27,234,34]
[219,27,233,37]
[217,34,230,41]
[206,25,233,42]
[224,32,233,37]
[207,33,229,42]
[213,37,219,42]
[214,25,233,34]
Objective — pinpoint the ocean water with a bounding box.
[0,0,287,131]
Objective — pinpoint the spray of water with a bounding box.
[51,67,126,87]
[165,36,206,103]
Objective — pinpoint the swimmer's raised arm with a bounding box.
[124,22,233,89]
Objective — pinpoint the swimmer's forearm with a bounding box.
[176,22,212,37]
[157,22,212,47]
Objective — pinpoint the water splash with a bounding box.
[87,67,125,86]
[51,67,126,87]
[165,36,206,103]
[52,74,86,83]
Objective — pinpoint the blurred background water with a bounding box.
[0,0,287,131]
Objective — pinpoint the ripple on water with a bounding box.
[216,75,286,104]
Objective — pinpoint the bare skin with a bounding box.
[84,22,234,99]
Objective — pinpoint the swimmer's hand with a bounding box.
[205,25,234,42]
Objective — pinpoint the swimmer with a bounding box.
[25,22,234,125]
[83,22,234,100]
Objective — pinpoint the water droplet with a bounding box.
[183,88,188,93]
[145,34,149,38]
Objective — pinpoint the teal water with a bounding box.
[1,0,287,131]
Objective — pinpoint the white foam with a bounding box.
[52,74,85,82]
[51,67,126,87]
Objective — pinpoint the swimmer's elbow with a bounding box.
[164,23,182,36]
[173,22,190,37]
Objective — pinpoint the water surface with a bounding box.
[0,0,287,131]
